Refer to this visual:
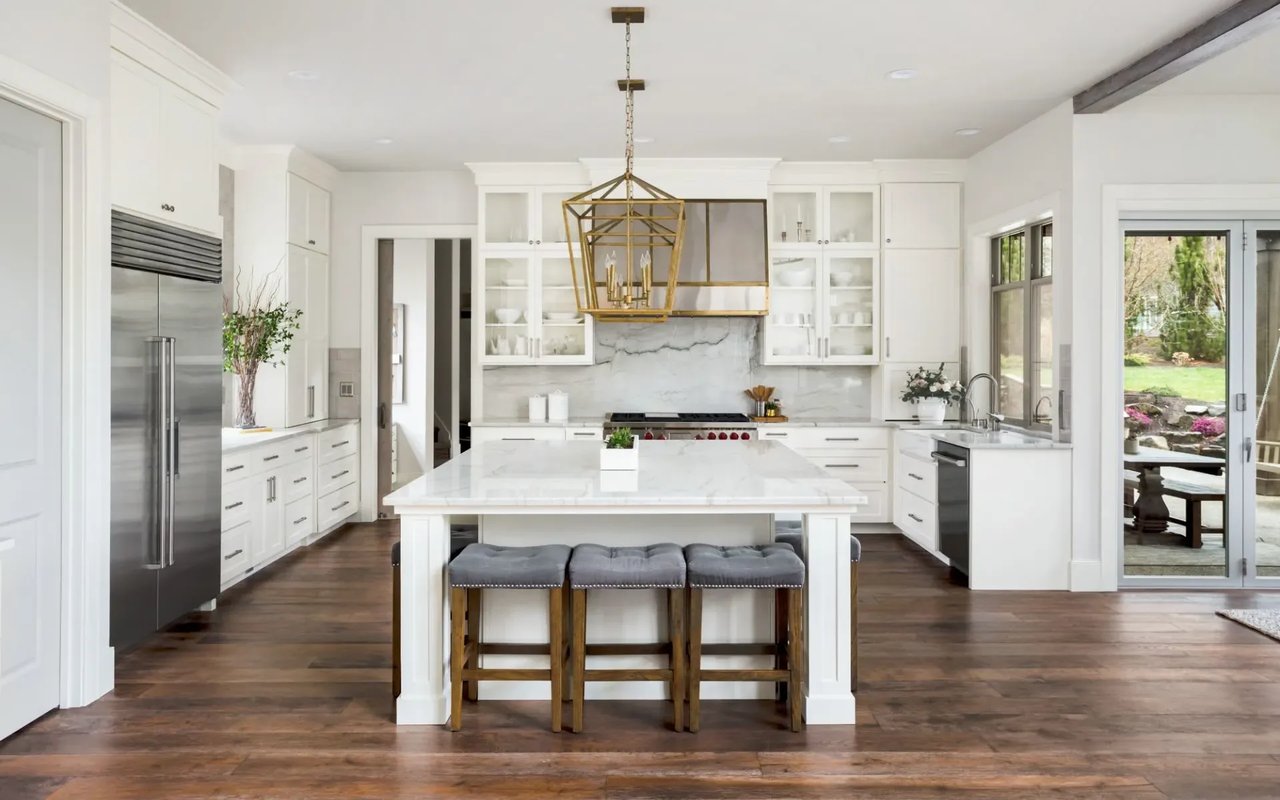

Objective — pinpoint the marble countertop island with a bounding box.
[388,439,862,728]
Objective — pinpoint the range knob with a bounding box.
[717,432,729,440]
[729,432,740,440]
[741,432,751,440]
[643,430,655,440]
[694,434,704,440]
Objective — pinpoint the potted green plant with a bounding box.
[601,427,639,471]
[900,364,965,424]
[223,273,302,429]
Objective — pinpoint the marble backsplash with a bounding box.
[481,318,873,419]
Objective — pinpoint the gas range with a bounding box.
[604,412,757,441]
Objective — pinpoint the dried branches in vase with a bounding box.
[222,268,302,429]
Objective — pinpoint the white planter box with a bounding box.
[600,444,638,471]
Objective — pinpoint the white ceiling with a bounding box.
[123,0,1242,171]
[1152,24,1280,96]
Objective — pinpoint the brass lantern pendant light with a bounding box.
[563,7,686,323]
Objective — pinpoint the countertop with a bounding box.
[927,429,1071,450]
[469,417,604,428]
[469,416,946,428]
[385,439,868,512]
[222,418,358,452]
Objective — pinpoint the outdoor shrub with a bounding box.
[1190,416,1225,439]
[1123,353,1151,367]
[1158,310,1225,362]
[1141,385,1181,398]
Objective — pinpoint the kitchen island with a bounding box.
[385,439,865,726]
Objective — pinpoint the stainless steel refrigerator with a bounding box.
[110,211,223,651]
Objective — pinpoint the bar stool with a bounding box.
[447,543,571,732]
[776,528,862,690]
[568,544,687,733]
[684,543,806,732]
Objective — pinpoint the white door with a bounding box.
[0,96,63,739]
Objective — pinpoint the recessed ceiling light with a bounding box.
[886,68,918,80]
[634,136,654,144]
[954,128,982,136]
[828,135,851,144]
[373,138,394,145]
[287,69,319,81]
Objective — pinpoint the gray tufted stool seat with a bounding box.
[683,543,807,732]
[567,543,687,732]
[774,528,863,693]
[446,543,571,732]
[450,525,480,560]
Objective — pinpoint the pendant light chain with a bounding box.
[624,19,634,200]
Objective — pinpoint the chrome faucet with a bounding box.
[964,372,1005,431]
[1033,394,1054,425]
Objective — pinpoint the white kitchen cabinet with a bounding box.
[479,253,593,365]
[882,183,961,249]
[481,186,581,250]
[756,425,892,523]
[767,186,879,248]
[287,172,331,254]
[110,52,220,236]
[316,423,360,531]
[882,249,961,364]
[763,250,880,365]
[893,430,943,557]
[254,246,329,428]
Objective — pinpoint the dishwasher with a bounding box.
[931,442,970,577]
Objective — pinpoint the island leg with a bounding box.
[801,512,856,725]
[396,512,452,725]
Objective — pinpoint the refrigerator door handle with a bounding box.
[146,336,167,569]
[166,336,177,567]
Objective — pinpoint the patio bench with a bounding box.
[1123,470,1223,548]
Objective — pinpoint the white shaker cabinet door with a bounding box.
[110,55,163,219]
[882,249,961,365]
[158,85,219,235]
[882,183,961,249]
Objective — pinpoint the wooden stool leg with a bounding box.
[787,587,804,732]
[687,588,703,733]
[571,588,587,733]
[850,562,859,693]
[465,588,482,702]
[774,588,789,702]
[562,588,573,703]
[448,587,467,732]
[548,585,564,733]
[668,588,685,732]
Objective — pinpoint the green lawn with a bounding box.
[1124,365,1225,403]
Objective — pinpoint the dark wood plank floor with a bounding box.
[3,522,1280,799]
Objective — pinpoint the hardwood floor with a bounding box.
[3,521,1280,798]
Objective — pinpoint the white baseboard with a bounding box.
[395,692,449,725]
[1070,559,1112,592]
[803,692,857,725]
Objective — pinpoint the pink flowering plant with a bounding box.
[1190,416,1225,439]
[1124,406,1153,435]
[900,364,966,406]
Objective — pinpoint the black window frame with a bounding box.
[990,219,1053,431]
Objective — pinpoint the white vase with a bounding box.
[600,443,639,471]
[915,398,947,424]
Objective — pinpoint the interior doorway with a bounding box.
[1120,220,1280,587]
[375,236,472,517]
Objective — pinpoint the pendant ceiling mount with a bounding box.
[563,6,687,323]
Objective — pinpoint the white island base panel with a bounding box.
[396,510,855,726]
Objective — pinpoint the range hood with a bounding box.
[657,199,769,317]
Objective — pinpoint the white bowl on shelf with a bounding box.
[494,308,522,324]
[775,267,814,287]
[544,311,581,323]
[502,278,527,287]
[830,272,855,287]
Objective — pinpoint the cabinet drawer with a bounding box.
[284,434,316,464]
[220,478,254,531]
[282,460,314,504]
[799,450,887,483]
[474,426,564,442]
[850,484,889,523]
[565,426,603,441]
[285,495,314,547]
[222,449,254,481]
[221,520,251,582]
[318,423,359,464]
[317,481,359,532]
[317,453,357,497]
[894,487,937,552]
[894,451,938,503]
[776,426,891,450]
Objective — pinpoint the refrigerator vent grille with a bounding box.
[111,210,222,283]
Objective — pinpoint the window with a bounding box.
[991,220,1053,429]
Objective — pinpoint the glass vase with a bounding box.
[235,369,259,429]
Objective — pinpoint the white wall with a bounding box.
[392,238,432,485]
[1070,93,1280,590]
[0,0,110,100]
[330,170,475,347]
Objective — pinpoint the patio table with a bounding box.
[1123,447,1225,542]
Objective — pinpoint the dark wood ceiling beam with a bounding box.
[1074,0,1280,113]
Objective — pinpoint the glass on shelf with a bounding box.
[769,255,819,359]
[826,190,876,245]
[541,191,576,245]
[485,192,529,244]
[771,191,818,244]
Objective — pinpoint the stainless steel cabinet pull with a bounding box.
[294,445,309,453]
[331,500,350,512]
[908,513,923,523]
[308,239,316,245]
[908,472,923,481]
[225,464,245,473]
[930,451,967,468]
[293,516,309,525]
[503,437,536,441]
[307,385,315,418]
[825,437,861,442]
[885,336,891,358]
[264,454,280,462]
[224,548,243,561]
[573,431,596,437]
[267,476,277,502]
[224,501,244,511]
[332,440,350,448]
[332,469,350,479]
[292,476,307,484]
[825,464,861,469]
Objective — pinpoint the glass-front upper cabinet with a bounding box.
[482,191,530,246]
[823,254,879,364]
[764,254,821,362]
[481,255,533,361]
[762,252,880,365]
[481,187,585,249]
[537,256,590,362]
[768,186,879,248]
[478,254,592,365]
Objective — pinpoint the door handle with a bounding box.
[885,337,891,358]
[930,451,967,468]
[908,513,923,523]
[173,417,181,479]
[165,337,177,567]
[307,385,315,418]
[146,336,166,569]
[907,472,924,481]
[1245,437,1254,463]
[379,402,387,430]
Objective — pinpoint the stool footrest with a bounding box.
[462,668,551,681]
[699,668,790,682]
[583,668,672,682]
[699,643,777,656]
[477,642,553,656]
[585,643,670,656]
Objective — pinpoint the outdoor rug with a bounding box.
[1217,609,1280,643]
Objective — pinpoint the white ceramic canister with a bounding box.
[547,390,569,422]
[528,394,547,422]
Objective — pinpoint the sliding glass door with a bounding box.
[1120,220,1280,587]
